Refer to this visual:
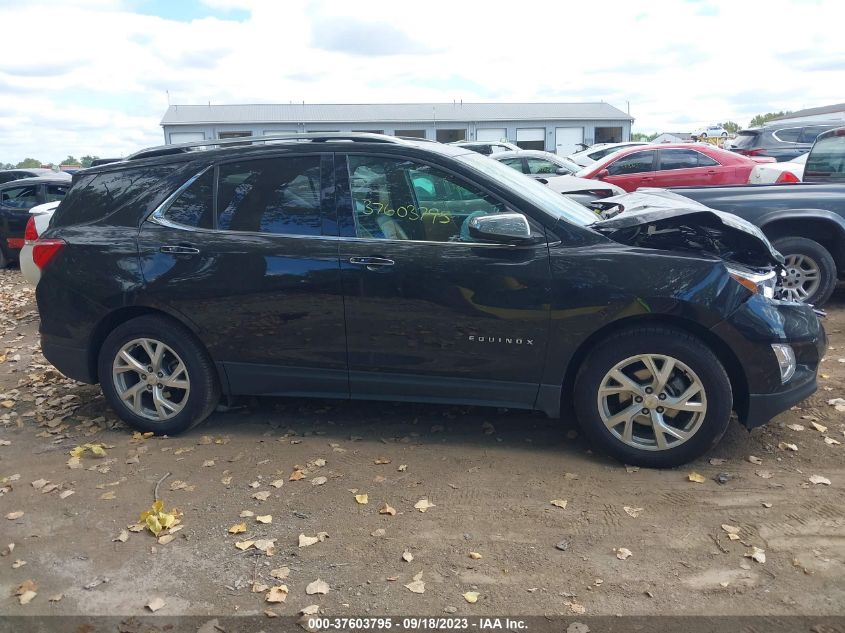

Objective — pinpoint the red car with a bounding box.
[576,143,774,192]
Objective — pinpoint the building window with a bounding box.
[515,128,545,150]
[170,132,206,144]
[218,131,253,139]
[435,129,466,143]
[394,130,426,139]
[595,126,623,143]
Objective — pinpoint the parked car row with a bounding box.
[28,132,824,469]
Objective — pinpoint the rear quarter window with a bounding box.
[805,134,845,181]
[52,164,181,228]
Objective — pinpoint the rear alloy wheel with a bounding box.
[99,315,220,435]
[772,236,836,306]
[574,327,732,467]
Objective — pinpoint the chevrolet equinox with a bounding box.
[33,134,825,467]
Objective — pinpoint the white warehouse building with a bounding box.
[160,102,634,156]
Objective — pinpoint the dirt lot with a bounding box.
[1,267,844,619]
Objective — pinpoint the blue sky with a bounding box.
[0,0,843,163]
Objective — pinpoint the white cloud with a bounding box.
[0,0,843,163]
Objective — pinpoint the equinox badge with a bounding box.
[468,335,534,345]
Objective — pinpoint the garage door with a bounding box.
[516,128,546,150]
[555,127,584,156]
[169,132,206,144]
[476,128,507,142]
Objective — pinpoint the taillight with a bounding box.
[32,239,66,270]
[775,171,800,184]
[24,216,38,242]
[739,148,766,156]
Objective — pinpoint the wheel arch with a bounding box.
[86,305,205,383]
[759,213,845,274]
[560,313,749,421]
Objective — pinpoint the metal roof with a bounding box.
[161,102,633,126]
[773,103,845,121]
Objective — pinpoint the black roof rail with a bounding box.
[126,132,410,161]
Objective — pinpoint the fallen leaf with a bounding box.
[786,424,805,431]
[202,460,215,467]
[615,547,633,560]
[31,478,49,490]
[289,469,305,481]
[811,421,828,433]
[778,442,798,452]
[414,499,435,512]
[721,524,741,540]
[463,591,479,603]
[301,605,320,616]
[756,470,774,479]
[354,493,369,505]
[550,499,568,509]
[265,585,289,603]
[113,529,129,543]
[306,579,330,595]
[15,579,37,595]
[374,457,391,465]
[269,479,284,488]
[253,490,271,501]
[270,566,290,580]
[398,464,407,472]
[687,472,706,483]
[762,502,773,508]
[402,550,414,562]
[6,511,24,520]
[99,490,116,500]
[299,532,329,547]
[371,528,386,537]
[468,552,482,560]
[256,515,272,524]
[747,455,763,465]
[12,559,26,568]
[146,597,166,612]
[623,506,644,518]
[239,510,254,518]
[19,590,36,605]
[157,534,175,545]
[404,571,425,594]
[379,503,396,516]
[229,523,248,534]
[745,546,766,564]
[235,540,255,551]
[809,475,831,486]
[826,436,842,445]
[311,476,327,486]
[59,490,75,499]
[254,539,276,555]
[252,582,269,593]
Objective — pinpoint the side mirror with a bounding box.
[468,213,536,244]
[535,177,548,185]
[555,167,569,175]
[597,168,610,180]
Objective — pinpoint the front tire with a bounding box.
[573,327,732,468]
[98,315,220,435]
[772,237,836,306]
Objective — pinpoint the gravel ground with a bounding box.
[1,268,844,619]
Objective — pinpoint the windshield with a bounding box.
[455,152,598,227]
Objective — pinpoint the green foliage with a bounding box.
[720,121,740,134]
[749,111,792,128]
[80,155,99,168]
[61,155,81,166]
[15,158,42,168]
[631,132,658,142]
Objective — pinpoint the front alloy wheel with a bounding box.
[112,338,190,421]
[779,253,821,303]
[598,354,707,451]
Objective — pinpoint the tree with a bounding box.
[60,155,80,166]
[720,121,740,134]
[631,132,658,142]
[15,158,42,168]
[749,111,792,128]
[80,155,100,168]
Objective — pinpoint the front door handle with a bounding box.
[160,245,200,255]
[349,256,395,270]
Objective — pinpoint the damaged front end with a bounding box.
[589,190,783,297]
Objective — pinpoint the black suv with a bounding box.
[730,120,842,162]
[33,134,825,467]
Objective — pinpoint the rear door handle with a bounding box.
[349,256,395,269]
[160,245,200,255]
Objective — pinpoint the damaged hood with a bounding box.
[591,189,783,268]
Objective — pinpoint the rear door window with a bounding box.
[217,156,322,235]
[606,150,656,175]
[798,126,833,144]
[499,158,526,172]
[805,133,845,181]
[526,158,558,174]
[657,149,699,170]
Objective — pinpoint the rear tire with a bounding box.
[772,236,836,306]
[573,326,732,468]
[98,315,220,435]
[0,244,8,269]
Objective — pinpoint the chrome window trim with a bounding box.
[148,165,213,229]
[772,127,803,144]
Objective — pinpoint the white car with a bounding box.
[694,125,729,138]
[21,200,59,285]
[748,153,808,184]
[566,142,648,167]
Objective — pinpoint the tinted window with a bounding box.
[45,184,69,202]
[0,173,21,184]
[163,170,213,228]
[659,149,719,170]
[805,133,845,181]
[347,155,503,243]
[526,158,558,174]
[773,128,802,143]
[731,131,760,149]
[217,156,322,235]
[799,125,833,144]
[607,150,656,175]
[499,158,526,172]
[0,185,38,208]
